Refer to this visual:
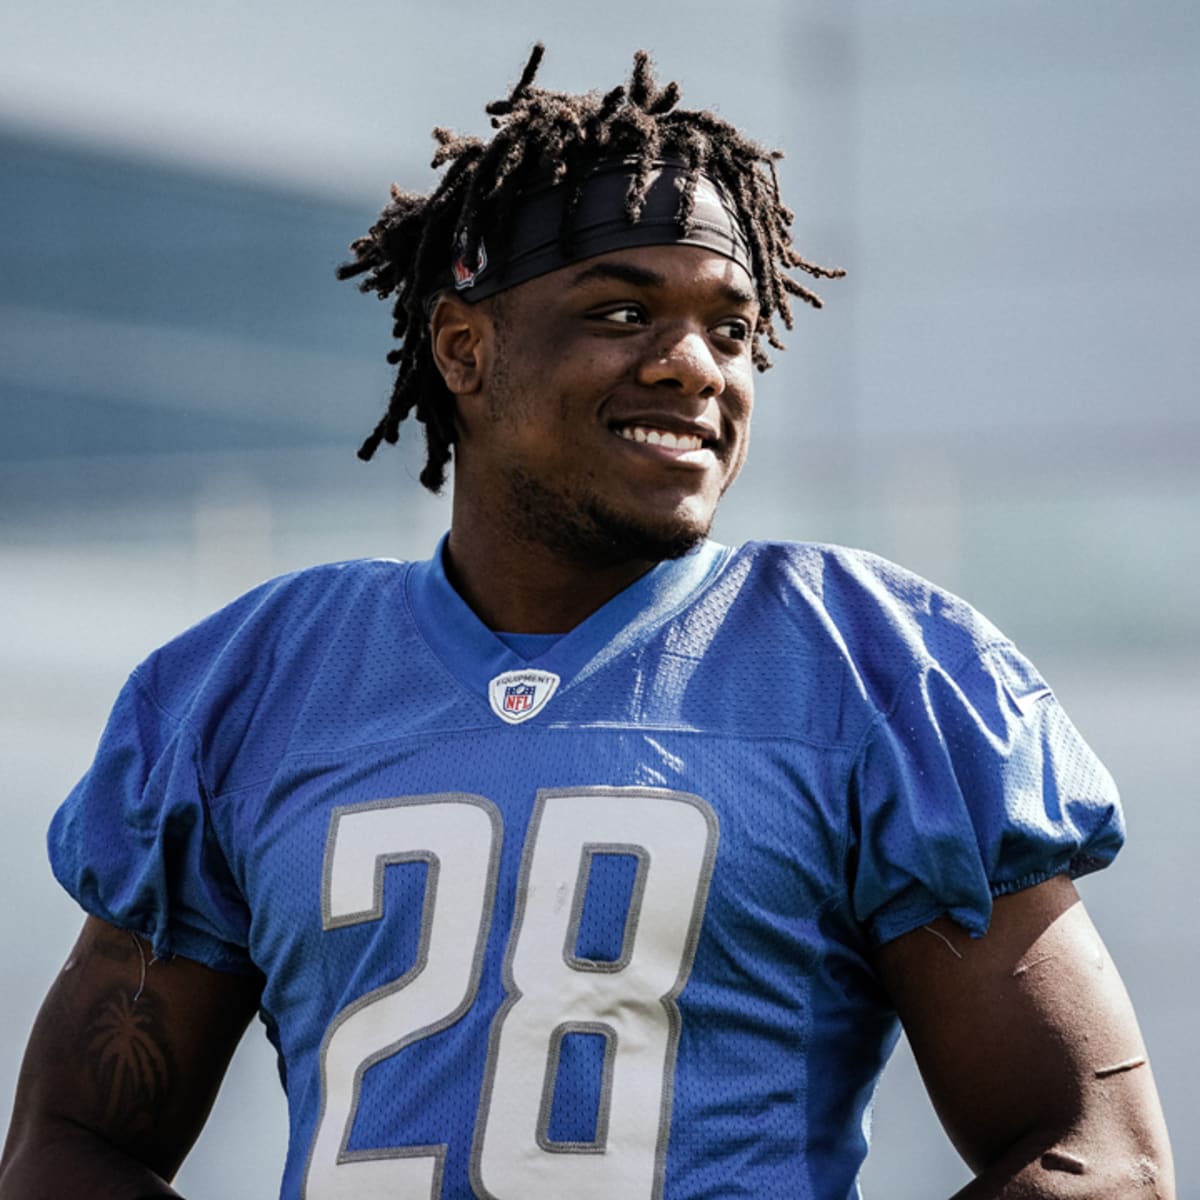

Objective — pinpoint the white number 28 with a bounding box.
[302,787,718,1200]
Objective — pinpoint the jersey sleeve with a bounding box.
[848,638,1125,947]
[48,668,254,973]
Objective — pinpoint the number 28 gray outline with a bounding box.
[305,786,719,1200]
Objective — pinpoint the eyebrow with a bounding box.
[567,260,757,307]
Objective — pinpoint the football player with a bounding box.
[0,45,1174,1200]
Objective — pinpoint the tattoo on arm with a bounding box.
[79,986,176,1138]
[87,929,141,965]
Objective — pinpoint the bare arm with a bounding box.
[0,916,262,1200]
[876,874,1174,1199]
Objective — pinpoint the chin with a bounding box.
[510,469,713,566]
[582,503,710,563]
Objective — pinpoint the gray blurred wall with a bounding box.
[2,3,1196,1197]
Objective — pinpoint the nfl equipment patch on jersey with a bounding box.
[488,669,560,724]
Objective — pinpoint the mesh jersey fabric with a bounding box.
[49,538,1123,1200]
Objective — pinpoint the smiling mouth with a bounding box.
[612,423,718,456]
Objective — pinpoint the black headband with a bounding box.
[447,159,754,302]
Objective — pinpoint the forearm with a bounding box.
[0,1120,182,1200]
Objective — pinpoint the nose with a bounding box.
[637,325,725,397]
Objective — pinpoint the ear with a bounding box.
[430,293,491,396]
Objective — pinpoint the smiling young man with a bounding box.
[442,241,756,632]
[0,45,1174,1200]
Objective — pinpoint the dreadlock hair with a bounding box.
[338,43,843,492]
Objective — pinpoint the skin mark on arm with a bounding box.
[1094,1055,1148,1078]
[1010,952,1057,977]
[86,928,141,964]
[1041,1149,1086,1175]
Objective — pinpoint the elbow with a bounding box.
[1096,1149,1173,1199]
[1035,1133,1174,1199]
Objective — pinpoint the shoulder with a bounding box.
[721,540,1024,713]
[222,556,410,612]
[725,539,1002,644]
[133,557,414,717]
[729,539,992,628]
[157,556,410,649]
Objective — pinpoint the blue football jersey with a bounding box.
[49,539,1123,1200]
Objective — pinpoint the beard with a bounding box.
[504,465,710,568]
[480,311,721,568]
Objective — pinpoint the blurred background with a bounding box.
[1,2,1196,1196]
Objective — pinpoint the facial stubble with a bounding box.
[505,465,711,568]
[484,302,731,569]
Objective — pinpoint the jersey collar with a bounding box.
[405,533,730,711]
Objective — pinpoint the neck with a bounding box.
[445,508,658,635]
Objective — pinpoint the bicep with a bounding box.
[875,874,1169,1177]
[5,915,262,1182]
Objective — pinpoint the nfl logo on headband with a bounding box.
[452,235,488,290]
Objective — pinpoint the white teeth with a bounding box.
[617,425,704,451]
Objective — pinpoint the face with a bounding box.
[446,243,759,567]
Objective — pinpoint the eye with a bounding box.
[712,317,752,342]
[594,304,647,326]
